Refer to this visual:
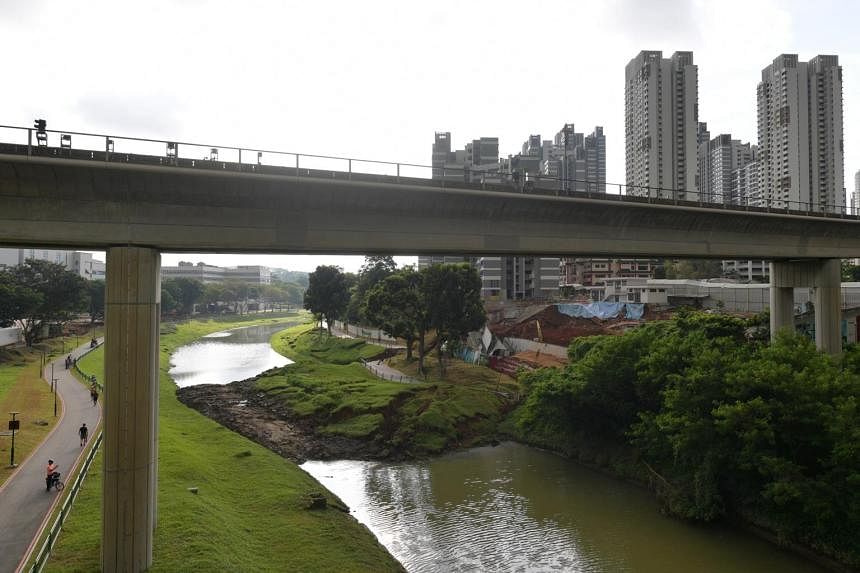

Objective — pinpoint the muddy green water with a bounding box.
[302,442,825,573]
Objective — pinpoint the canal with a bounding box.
[171,324,826,572]
[169,322,295,387]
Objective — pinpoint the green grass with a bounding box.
[0,339,71,487]
[260,325,521,456]
[45,313,404,573]
[264,324,414,428]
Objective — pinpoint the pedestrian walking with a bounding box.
[79,422,88,447]
[90,388,98,406]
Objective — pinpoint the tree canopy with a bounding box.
[363,262,485,376]
[364,266,426,362]
[0,259,88,345]
[304,265,350,335]
[514,311,860,565]
[347,256,397,324]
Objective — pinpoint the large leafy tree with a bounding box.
[347,256,397,324]
[87,279,105,325]
[364,266,426,363]
[162,277,205,316]
[0,259,88,346]
[304,265,350,335]
[422,263,486,377]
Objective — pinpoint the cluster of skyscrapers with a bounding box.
[426,50,847,299]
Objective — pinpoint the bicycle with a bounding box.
[48,471,65,492]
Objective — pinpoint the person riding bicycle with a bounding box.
[46,459,59,491]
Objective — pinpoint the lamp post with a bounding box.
[8,412,20,467]
[51,363,57,418]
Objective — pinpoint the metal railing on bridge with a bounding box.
[0,123,855,220]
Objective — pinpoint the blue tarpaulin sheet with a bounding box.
[556,302,645,320]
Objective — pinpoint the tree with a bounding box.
[364,266,427,363]
[87,280,105,325]
[664,259,724,280]
[842,260,860,282]
[304,265,350,336]
[347,256,397,324]
[422,263,486,378]
[162,277,204,316]
[0,259,88,346]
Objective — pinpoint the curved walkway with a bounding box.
[0,342,102,573]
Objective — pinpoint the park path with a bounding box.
[0,341,102,573]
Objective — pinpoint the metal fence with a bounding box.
[28,431,103,573]
[71,340,104,392]
[360,358,422,384]
[0,123,855,219]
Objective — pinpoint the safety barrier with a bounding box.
[28,431,103,573]
[360,358,422,384]
[71,340,104,392]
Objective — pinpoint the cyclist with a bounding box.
[45,459,58,491]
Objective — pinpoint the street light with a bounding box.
[8,412,20,467]
[51,362,57,418]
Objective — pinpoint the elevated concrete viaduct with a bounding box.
[1,152,857,571]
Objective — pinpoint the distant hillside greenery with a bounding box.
[508,311,860,567]
[273,269,310,288]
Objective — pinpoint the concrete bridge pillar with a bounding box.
[769,259,842,355]
[103,247,160,572]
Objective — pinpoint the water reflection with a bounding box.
[169,323,294,387]
[302,442,824,573]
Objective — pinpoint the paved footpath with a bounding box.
[0,342,102,573]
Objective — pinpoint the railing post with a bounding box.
[348,159,352,180]
[295,154,300,180]
[397,163,400,183]
[238,149,242,165]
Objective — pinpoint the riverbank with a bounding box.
[178,323,519,461]
[44,314,405,572]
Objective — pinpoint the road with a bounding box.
[0,342,102,573]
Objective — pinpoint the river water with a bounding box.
[302,444,825,573]
[170,323,826,572]
[169,322,295,387]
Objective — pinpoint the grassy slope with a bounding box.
[46,315,404,573]
[260,324,519,455]
[0,339,69,486]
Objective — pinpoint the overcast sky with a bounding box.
[2,0,858,272]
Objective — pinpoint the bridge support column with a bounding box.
[103,247,160,572]
[813,259,842,356]
[769,259,842,355]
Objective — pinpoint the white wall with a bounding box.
[0,325,23,347]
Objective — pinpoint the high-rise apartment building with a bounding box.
[538,124,606,193]
[700,135,755,204]
[502,125,607,194]
[852,170,860,215]
[478,256,559,300]
[732,160,761,206]
[560,257,659,288]
[432,132,500,183]
[757,54,844,212]
[625,50,699,200]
